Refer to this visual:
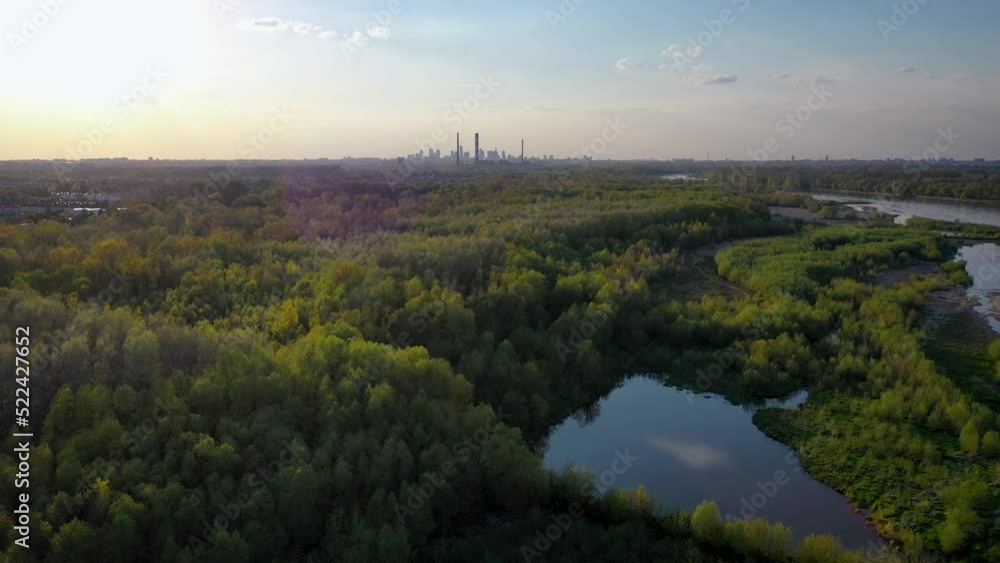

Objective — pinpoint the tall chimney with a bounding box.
[475,133,480,163]
[456,133,460,167]
[521,139,524,162]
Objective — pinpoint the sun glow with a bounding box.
[5,0,220,108]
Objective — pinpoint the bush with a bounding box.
[690,501,724,545]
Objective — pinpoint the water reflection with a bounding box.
[544,376,882,549]
[646,436,732,470]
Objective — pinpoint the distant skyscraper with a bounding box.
[475,133,480,163]
[456,133,460,167]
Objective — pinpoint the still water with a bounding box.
[544,377,882,549]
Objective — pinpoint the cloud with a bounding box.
[772,72,794,81]
[662,44,701,60]
[699,73,738,85]
[240,17,290,32]
[240,16,383,46]
[346,31,369,47]
[616,57,632,71]
[813,75,838,85]
[292,22,318,36]
[647,437,731,470]
[891,66,917,75]
[339,26,391,47]
[366,26,391,40]
[662,45,681,57]
[661,43,733,85]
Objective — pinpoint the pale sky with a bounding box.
[2,0,999,161]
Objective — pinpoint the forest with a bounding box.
[702,162,1000,201]
[0,168,997,562]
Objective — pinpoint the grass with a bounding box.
[923,310,1000,413]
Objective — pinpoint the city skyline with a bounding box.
[2,0,1000,161]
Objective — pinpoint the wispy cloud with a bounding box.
[238,15,394,50]
[239,17,290,32]
[346,31,368,47]
[699,73,738,85]
[891,66,917,75]
[367,26,391,40]
[292,22,318,36]
[660,44,735,86]
[616,57,632,71]
[813,75,838,85]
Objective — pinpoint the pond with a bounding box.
[543,376,882,550]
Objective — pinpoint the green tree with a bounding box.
[690,501,724,545]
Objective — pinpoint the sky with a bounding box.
[2,0,999,161]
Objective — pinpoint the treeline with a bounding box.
[705,163,1000,201]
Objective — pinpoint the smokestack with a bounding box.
[521,139,524,163]
[456,133,460,167]
[475,133,480,163]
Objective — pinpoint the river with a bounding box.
[812,192,1000,227]
[661,173,706,182]
[543,376,882,550]
[811,192,1000,333]
[957,243,1000,333]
